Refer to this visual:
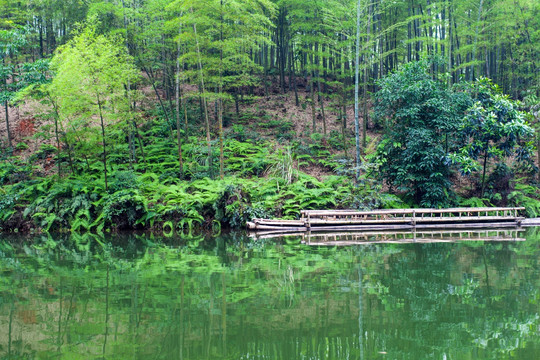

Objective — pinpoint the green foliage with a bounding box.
[0,190,17,226]
[266,146,297,187]
[180,141,220,179]
[224,140,270,176]
[48,20,140,189]
[0,158,32,185]
[1,0,539,235]
[451,78,535,195]
[274,175,341,218]
[379,194,409,210]
[258,119,295,142]
[508,183,540,218]
[22,179,93,232]
[458,197,491,208]
[327,130,345,150]
[109,171,139,193]
[481,163,515,204]
[226,124,260,142]
[374,60,470,208]
[15,142,28,151]
[0,27,27,96]
[260,119,294,132]
[213,184,250,228]
[30,144,57,161]
[101,189,148,230]
[176,0,276,138]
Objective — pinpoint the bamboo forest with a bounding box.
[0,0,539,359]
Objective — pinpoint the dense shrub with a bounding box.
[374,60,471,208]
[101,189,147,230]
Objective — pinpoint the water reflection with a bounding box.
[251,228,526,245]
[0,228,539,359]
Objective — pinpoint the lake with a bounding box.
[1,228,539,359]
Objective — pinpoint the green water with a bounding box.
[0,229,539,360]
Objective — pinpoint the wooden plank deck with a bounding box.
[247,207,525,232]
[521,218,540,226]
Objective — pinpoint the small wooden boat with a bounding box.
[247,207,525,233]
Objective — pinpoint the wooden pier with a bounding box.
[247,207,525,233]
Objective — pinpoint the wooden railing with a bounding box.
[300,207,525,227]
[248,207,526,232]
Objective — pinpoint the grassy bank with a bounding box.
[3,61,540,235]
[1,112,404,234]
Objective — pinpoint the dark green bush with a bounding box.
[0,192,18,227]
[327,130,344,150]
[102,189,147,230]
[31,144,57,161]
[0,160,32,185]
[374,60,470,207]
[485,163,514,203]
[109,171,139,193]
[16,142,29,151]
[213,184,251,228]
[277,130,295,142]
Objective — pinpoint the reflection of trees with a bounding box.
[0,231,538,359]
[366,242,539,359]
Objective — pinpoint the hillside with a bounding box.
[1,0,539,234]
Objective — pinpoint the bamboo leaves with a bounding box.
[49,22,140,191]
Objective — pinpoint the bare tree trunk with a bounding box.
[3,58,12,148]
[178,36,190,142]
[340,88,349,160]
[354,0,362,179]
[447,0,453,88]
[310,73,316,132]
[472,0,485,81]
[4,101,12,148]
[291,45,299,107]
[176,21,184,176]
[138,60,172,126]
[481,145,489,197]
[96,93,108,192]
[363,0,370,149]
[184,96,189,141]
[49,96,74,175]
[121,0,136,165]
[192,13,213,176]
[318,79,326,135]
[218,0,224,179]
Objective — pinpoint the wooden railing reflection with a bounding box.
[249,228,525,245]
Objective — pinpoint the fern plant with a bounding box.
[508,183,540,217]
[0,190,18,228]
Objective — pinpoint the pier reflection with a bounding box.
[250,228,526,245]
[303,229,525,245]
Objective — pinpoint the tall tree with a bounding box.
[374,60,471,207]
[354,0,361,178]
[175,0,275,177]
[456,78,535,196]
[49,22,139,191]
[0,28,27,149]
